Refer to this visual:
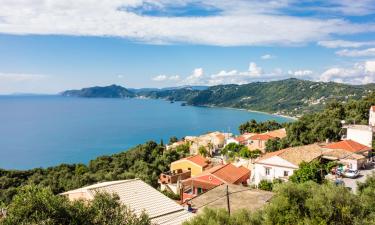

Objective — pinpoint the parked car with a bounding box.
[343,169,360,178]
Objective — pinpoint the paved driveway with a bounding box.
[342,164,375,193]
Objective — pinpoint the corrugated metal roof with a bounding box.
[62,179,194,225]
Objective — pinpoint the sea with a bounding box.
[0,95,292,170]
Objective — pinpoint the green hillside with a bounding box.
[61,79,375,117]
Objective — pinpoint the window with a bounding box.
[188,168,191,171]
[265,167,270,176]
[284,171,289,177]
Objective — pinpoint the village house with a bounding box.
[185,132,232,155]
[225,133,256,146]
[170,155,212,177]
[60,179,194,225]
[369,106,375,127]
[159,169,191,194]
[322,139,373,170]
[181,163,250,202]
[341,106,375,147]
[343,124,373,147]
[253,144,323,185]
[247,128,287,153]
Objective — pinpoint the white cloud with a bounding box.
[261,54,274,60]
[182,68,204,85]
[152,75,168,81]
[318,40,375,48]
[319,60,375,84]
[0,1,374,46]
[365,61,375,73]
[117,75,124,78]
[168,75,180,80]
[288,70,313,76]
[246,62,263,77]
[336,48,375,57]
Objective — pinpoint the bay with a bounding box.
[0,96,291,169]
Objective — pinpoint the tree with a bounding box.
[169,136,178,144]
[2,185,151,225]
[249,149,261,163]
[198,146,208,157]
[265,138,281,152]
[239,119,283,134]
[258,180,273,191]
[289,160,325,184]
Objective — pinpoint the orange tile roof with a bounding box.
[185,155,210,167]
[235,136,247,143]
[249,133,275,141]
[324,140,372,153]
[371,106,375,111]
[204,164,250,184]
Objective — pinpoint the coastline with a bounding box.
[192,103,297,121]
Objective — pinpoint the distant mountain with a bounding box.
[137,78,375,117]
[60,79,375,117]
[61,84,135,98]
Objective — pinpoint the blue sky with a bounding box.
[0,0,375,94]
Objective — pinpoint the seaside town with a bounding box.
[41,105,375,225]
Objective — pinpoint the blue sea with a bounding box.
[0,96,291,169]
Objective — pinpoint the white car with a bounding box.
[343,170,360,179]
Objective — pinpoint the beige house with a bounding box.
[60,179,194,225]
[247,128,287,153]
[185,132,231,155]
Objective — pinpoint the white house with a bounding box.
[253,144,323,185]
[369,106,375,127]
[343,125,373,147]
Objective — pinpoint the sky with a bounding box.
[0,0,375,94]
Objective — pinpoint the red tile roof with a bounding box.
[324,140,372,153]
[205,164,250,184]
[371,106,375,111]
[249,134,275,141]
[185,155,210,168]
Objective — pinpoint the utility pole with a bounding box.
[226,185,231,216]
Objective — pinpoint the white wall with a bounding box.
[347,128,373,147]
[370,109,375,127]
[253,156,297,185]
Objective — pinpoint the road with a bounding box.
[342,164,375,193]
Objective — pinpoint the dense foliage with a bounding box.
[238,119,283,134]
[289,160,326,184]
[264,138,289,152]
[1,185,150,225]
[0,141,186,205]
[0,186,151,225]
[239,92,375,149]
[184,175,375,225]
[62,84,135,98]
[285,93,375,146]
